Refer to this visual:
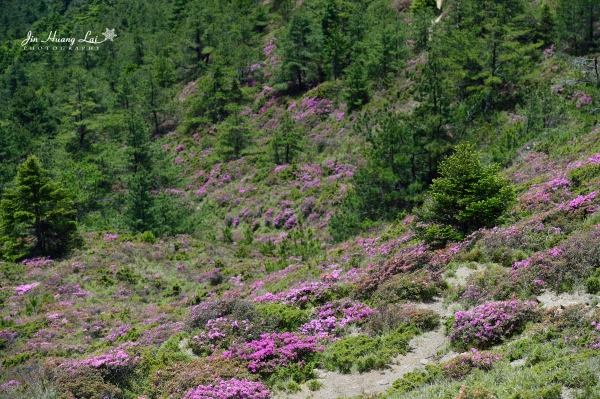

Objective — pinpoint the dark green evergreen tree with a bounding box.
[0,155,78,259]
[217,107,253,160]
[281,11,320,90]
[417,143,515,244]
[124,167,155,234]
[271,113,303,164]
[344,60,370,111]
[321,0,351,80]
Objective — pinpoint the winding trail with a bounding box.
[279,298,457,399]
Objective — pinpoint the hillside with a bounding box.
[0,0,600,398]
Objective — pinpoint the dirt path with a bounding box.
[279,298,457,399]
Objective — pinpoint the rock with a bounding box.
[420,359,429,365]
[378,381,389,385]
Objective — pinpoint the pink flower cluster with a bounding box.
[253,281,334,307]
[450,300,538,347]
[222,332,320,373]
[14,282,40,295]
[66,345,140,373]
[564,191,597,210]
[299,300,374,336]
[0,380,20,392]
[457,348,502,369]
[0,328,17,346]
[57,284,93,299]
[105,325,131,342]
[21,257,53,267]
[103,233,118,242]
[192,317,252,355]
[356,234,412,257]
[182,378,270,399]
[292,97,334,121]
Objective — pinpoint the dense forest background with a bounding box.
[0,0,597,251]
[1,1,600,398]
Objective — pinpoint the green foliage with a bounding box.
[0,155,79,259]
[410,0,437,12]
[281,10,320,90]
[391,366,441,394]
[124,167,155,233]
[557,0,599,55]
[306,379,324,391]
[372,271,442,304]
[417,143,515,244]
[585,268,600,293]
[508,384,562,399]
[344,61,370,110]
[217,109,253,160]
[140,230,157,244]
[256,303,309,331]
[271,113,303,164]
[322,326,418,373]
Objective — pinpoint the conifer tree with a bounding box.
[217,107,253,160]
[0,155,78,259]
[417,143,515,244]
[271,113,303,164]
[281,11,319,90]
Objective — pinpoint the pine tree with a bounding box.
[322,0,350,80]
[0,155,78,259]
[417,143,515,244]
[124,167,155,233]
[271,113,303,164]
[281,11,320,90]
[344,60,370,111]
[217,107,253,160]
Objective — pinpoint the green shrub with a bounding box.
[391,366,441,393]
[12,319,46,338]
[256,304,309,331]
[140,230,156,244]
[56,367,122,399]
[116,267,139,284]
[306,379,324,391]
[568,164,600,188]
[509,384,562,399]
[586,268,600,293]
[322,326,418,373]
[2,352,33,367]
[367,306,440,334]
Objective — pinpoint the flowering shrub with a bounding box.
[511,226,600,292]
[0,380,20,392]
[454,384,496,399]
[182,378,270,399]
[443,349,502,380]
[222,332,320,373]
[103,233,118,242]
[356,243,436,297]
[14,282,40,295]
[21,257,54,267]
[188,299,256,329]
[253,281,343,308]
[190,317,253,356]
[299,300,374,336]
[0,328,17,348]
[372,270,442,304]
[449,300,538,348]
[65,345,140,374]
